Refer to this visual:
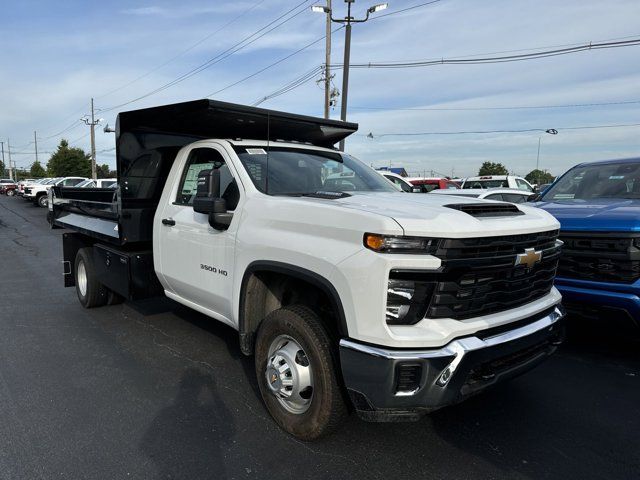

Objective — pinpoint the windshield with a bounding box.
[463,179,508,189]
[233,147,397,195]
[542,161,640,201]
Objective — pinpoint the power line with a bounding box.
[96,0,267,100]
[368,0,443,20]
[101,0,314,113]
[351,99,640,112]
[253,65,324,106]
[209,25,345,98]
[365,122,640,137]
[342,38,640,69]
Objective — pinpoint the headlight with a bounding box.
[364,233,439,254]
[386,273,435,325]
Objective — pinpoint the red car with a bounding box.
[409,177,460,192]
[0,180,16,196]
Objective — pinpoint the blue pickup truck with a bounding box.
[536,158,640,326]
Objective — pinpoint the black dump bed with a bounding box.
[51,99,358,246]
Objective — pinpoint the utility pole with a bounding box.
[6,139,13,180]
[34,131,39,165]
[81,98,99,180]
[312,0,388,150]
[0,142,4,177]
[338,3,352,151]
[324,0,332,119]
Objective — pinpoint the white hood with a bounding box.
[327,192,560,238]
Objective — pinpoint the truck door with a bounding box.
[157,145,242,324]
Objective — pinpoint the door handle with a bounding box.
[162,218,176,226]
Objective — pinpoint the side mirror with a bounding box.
[192,169,233,230]
[527,193,541,202]
[412,187,421,193]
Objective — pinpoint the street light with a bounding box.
[312,0,388,151]
[536,128,558,186]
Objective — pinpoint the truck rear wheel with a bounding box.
[254,305,347,440]
[74,248,107,308]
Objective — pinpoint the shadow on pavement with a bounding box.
[140,368,236,479]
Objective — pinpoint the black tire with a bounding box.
[74,248,108,308]
[254,305,347,440]
[6,189,15,196]
[37,194,48,208]
[106,289,125,305]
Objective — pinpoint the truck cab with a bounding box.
[51,99,565,440]
[536,158,640,325]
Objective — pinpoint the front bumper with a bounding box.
[555,277,640,322]
[340,305,565,421]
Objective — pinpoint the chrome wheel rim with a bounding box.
[265,335,314,415]
[77,260,87,297]
[39,196,47,206]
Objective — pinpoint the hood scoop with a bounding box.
[445,202,524,217]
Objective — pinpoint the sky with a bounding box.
[1,0,639,178]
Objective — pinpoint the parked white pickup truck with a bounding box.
[51,100,565,440]
[25,176,87,206]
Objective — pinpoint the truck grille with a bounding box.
[434,230,559,260]
[557,233,640,284]
[24,187,32,194]
[388,230,561,322]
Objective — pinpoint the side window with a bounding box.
[421,184,438,192]
[484,193,503,201]
[516,179,533,192]
[388,177,411,192]
[176,148,236,207]
[63,178,83,186]
[503,193,527,203]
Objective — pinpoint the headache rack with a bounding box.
[50,99,358,246]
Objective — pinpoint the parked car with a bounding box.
[75,178,117,188]
[409,177,460,192]
[431,187,537,203]
[0,180,16,196]
[462,175,534,192]
[0,178,15,193]
[535,158,640,325]
[17,178,47,196]
[377,171,419,192]
[51,99,565,440]
[25,176,87,207]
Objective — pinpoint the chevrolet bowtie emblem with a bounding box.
[515,248,542,269]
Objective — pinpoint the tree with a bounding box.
[478,161,509,176]
[47,139,91,177]
[30,160,47,178]
[525,169,554,185]
[96,163,117,178]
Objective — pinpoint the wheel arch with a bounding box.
[238,261,348,355]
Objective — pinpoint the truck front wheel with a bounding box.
[74,248,107,308]
[37,194,48,208]
[254,305,347,440]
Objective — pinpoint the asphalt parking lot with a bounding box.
[0,195,638,480]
